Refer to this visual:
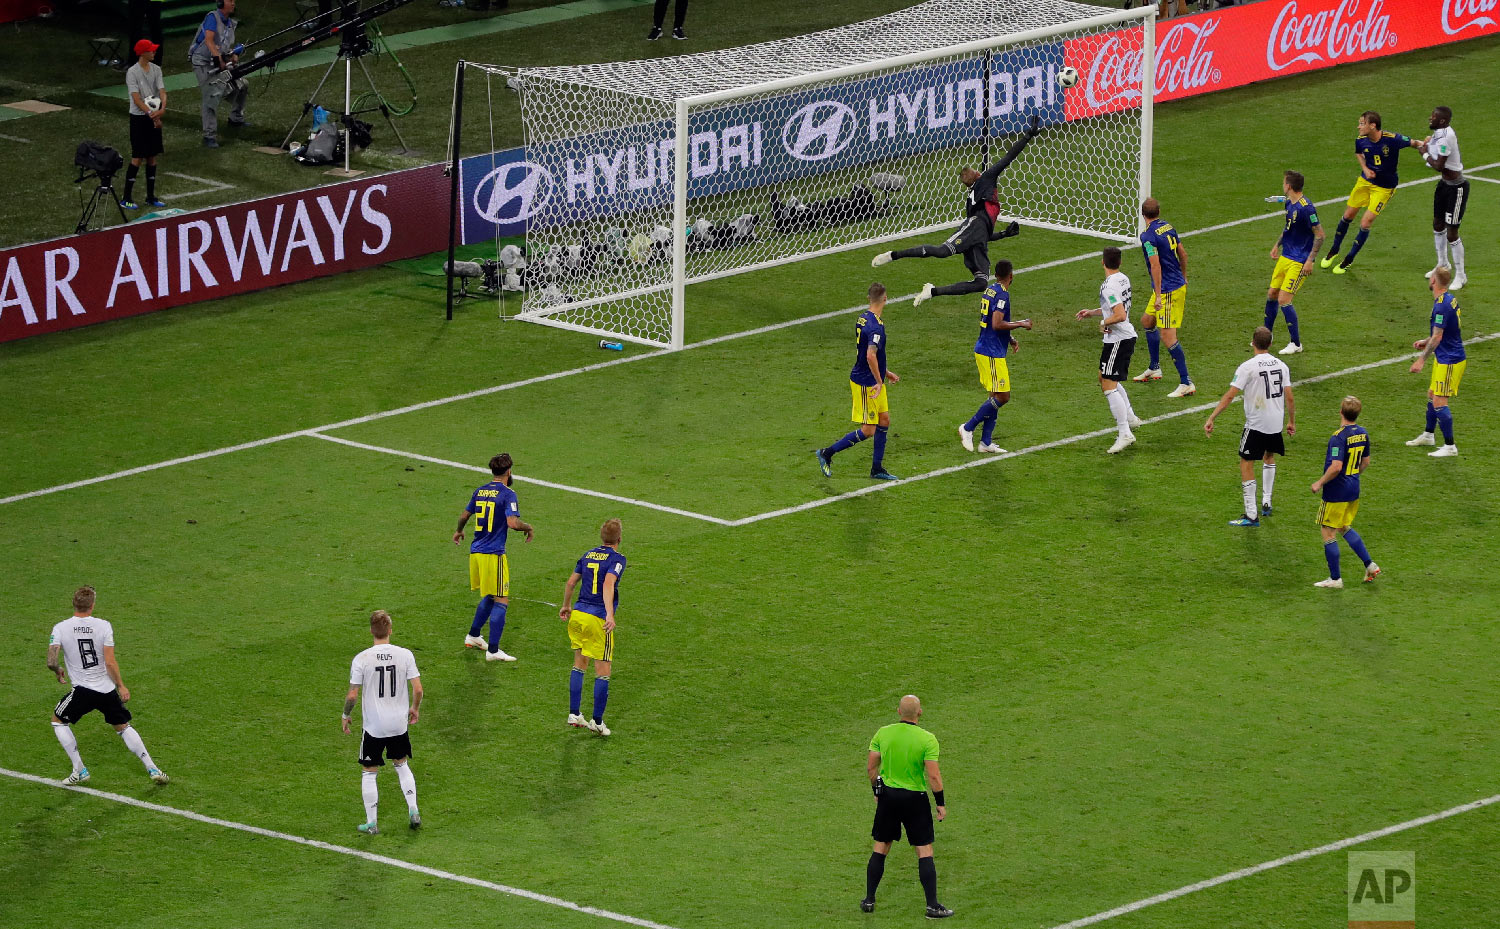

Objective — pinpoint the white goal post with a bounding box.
[497,0,1155,348]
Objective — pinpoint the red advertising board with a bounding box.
[1066,0,1500,120]
[0,164,450,343]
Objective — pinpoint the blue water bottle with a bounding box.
[599,340,624,351]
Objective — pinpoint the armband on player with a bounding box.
[932,789,945,806]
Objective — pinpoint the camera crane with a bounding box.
[215,0,420,168]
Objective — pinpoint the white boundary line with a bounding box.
[3,162,1495,510]
[1470,175,1500,185]
[1048,789,1500,929]
[726,332,1500,526]
[310,433,734,525]
[0,132,33,143]
[0,766,682,929]
[162,171,237,201]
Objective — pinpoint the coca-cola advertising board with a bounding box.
[1066,0,1500,120]
[0,164,450,343]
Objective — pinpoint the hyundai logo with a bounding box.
[781,101,858,162]
[474,161,554,224]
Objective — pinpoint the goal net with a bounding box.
[496,0,1154,348]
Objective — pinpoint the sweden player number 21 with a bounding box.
[474,500,497,532]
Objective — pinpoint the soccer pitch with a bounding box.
[3,32,1499,929]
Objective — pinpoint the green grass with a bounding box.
[3,29,1500,929]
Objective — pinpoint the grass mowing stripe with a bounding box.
[309,433,735,525]
[1047,790,1500,929]
[730,332,1500,526]
[0,766,685,929]
[7,170,1496,511]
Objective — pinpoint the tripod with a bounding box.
[75,170,128,233]
[278,23,412,172]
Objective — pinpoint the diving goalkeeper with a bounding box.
[872,114,1041,306]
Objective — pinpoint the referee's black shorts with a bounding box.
[872,786,935,847]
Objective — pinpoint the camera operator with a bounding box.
[123,39,168,209]
[190,0,249,148]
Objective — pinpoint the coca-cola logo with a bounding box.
[1083,18,1223,108]
[1443,0,1497,35]
[1266,0,1398,72]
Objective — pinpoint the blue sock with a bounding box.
[1343,228,1369,264]
[1435,405,1454,444]
[964,398,995,432]
[592,676,610,723]
[1343,529,1372,567]
[1167,343,1190,385]
[1324,540,1341,580]
[469,596,493,637]
[569,668,584,715]
[1147,328,1161,369]
[1331,217,1350,254]
[980,399,1004,444]
[871,425,889,472]
[826,429,869,457]
[1425,401,1437,433]
[1263,298,1279,331]
[486,602,507,652]
[1283,304,1301,345]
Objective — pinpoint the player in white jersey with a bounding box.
[1075,247,1143,453]
[46,587,169,785]
[1422,107,1468,290]
[1204,327,1297,527]
[343,610,423,834]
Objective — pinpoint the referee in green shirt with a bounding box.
[863,695,951,918]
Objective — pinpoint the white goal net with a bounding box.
[498,0,1154,347]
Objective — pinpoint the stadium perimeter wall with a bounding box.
[1,0,1495,343]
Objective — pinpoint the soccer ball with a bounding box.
[144,95,161,111]
[1058,67,1079,89]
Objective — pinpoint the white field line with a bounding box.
[4,162,1496,510]
[728,332,1500,527]
[163,171,234,190]
[0,767,681,929]
[309,433,734,526]
[1469,174,1500,185]
[0,133,33,143]
[1048,789,1500,929]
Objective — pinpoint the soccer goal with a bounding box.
[461,0,1156,348]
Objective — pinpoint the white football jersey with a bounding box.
[49,616,117,693]
[1098,271,1137,343]
[1428,126,1463,175]
[1232,354,1292,434]
[350,643,420,738]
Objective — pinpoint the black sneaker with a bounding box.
[859,899,875,914]
[925,904,954,919]
[672,26,686,39]
[646,26,662,40]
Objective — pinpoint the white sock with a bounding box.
[1451,237,1465,276]
[1104,387,1130,432]
[1241,480,1257,520]
[394,760,418,814]
[1261,462,1276,506]
[118,725,157,771]
[52,722,84,772]
[1118,383,1136,419]
[361,770,379,824]
[1435,231,1451,267]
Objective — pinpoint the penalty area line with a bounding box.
[1047,789,1500,929]
[0,766,683,929]
[307,433,735,526]
[732,331,1500,526]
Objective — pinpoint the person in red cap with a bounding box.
[123,38,167,209]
